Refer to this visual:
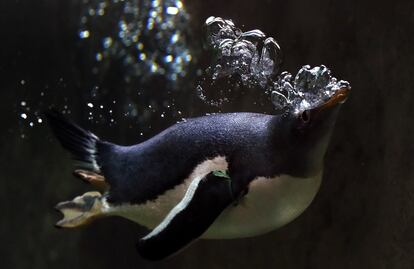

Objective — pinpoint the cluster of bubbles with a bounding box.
[79,0,192,83]
[17,79,56,136]
[271,65,351,113]
[200,16,351,113]
[19,98,44,130]
[205,16,282,88]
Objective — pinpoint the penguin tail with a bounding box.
[45,110,103,173]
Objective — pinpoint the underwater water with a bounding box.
[2,0,414,268]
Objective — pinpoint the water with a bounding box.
[5,0,412,268]
[17,0,194,137]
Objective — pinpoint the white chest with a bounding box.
[104,157,322,239]
[203,172,322,239]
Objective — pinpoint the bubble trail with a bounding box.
[201,16,351,113]
[204,16,282,87]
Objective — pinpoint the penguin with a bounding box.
[47,87,350,261]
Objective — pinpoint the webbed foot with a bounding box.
[55,191,104,228]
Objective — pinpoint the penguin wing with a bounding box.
[136,172,236,260]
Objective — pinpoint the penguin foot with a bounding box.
[73,170,109,190]
[55,191,104,228]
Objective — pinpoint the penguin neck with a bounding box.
[301,122,336,176]
[308,134,331,170]
[276,126,335,178]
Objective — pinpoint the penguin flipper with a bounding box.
[137,172,235,261]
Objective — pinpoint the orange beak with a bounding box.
[312,87,351,114]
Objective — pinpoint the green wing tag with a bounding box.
[212,170,231,179]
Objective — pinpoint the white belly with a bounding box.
[203,172,322,239]
[104,157,322,239]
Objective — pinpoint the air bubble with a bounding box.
[96,53,103,61]
[79,30,90,39]
[166,7,179,15]
[103,37,113,48]
[139,53,147,61]
[165,55,173,63]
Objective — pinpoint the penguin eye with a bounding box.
[301,110,311,123]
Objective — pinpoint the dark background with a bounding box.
[2,0,414,268]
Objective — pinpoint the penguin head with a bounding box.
[284,87,350,173]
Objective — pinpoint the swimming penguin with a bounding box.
[46,87,349,261]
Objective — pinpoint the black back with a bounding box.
[98,112,316,205]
